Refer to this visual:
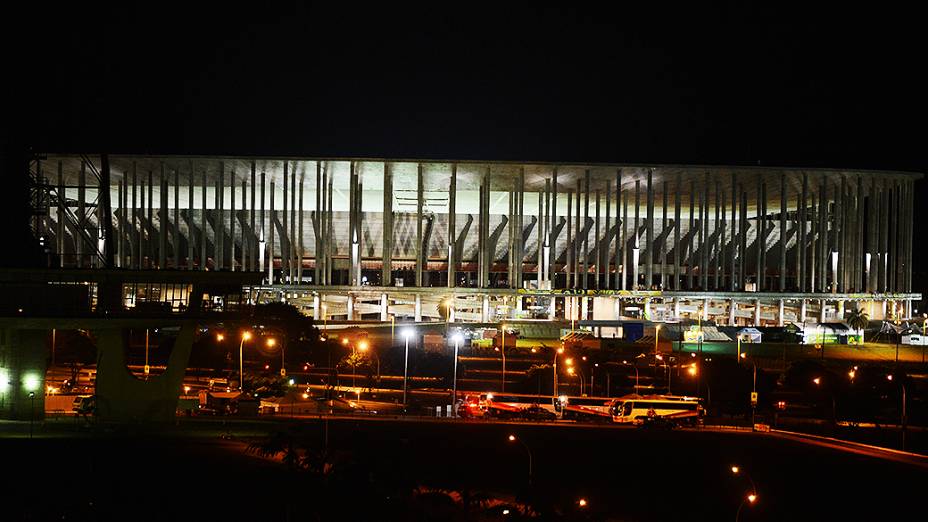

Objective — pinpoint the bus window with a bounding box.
[623,402,634,416]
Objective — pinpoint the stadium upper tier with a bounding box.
[31,155,919,297]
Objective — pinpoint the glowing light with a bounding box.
[452,333,464,344]
[508,434,516,441]
[848,370,856,379]
[565,357,574,366]
[342,338,349,346]
[486,393,494,400]
[264,364,270,370]
[183,385,191,394]
[558,395,568,404]
[740,352,746,359]
[242,331,252,341]
[23,373,40,392]
[578,498,588,507]
[567,367,576,376]
[216,333,225,342]
[266,338,276,348]
[288,379,295,386]
[358,340,369,351]
[688,365,697,376]
[887,374,894,381]
[402,328,414,339]
[813,377,821,385]
[557,347,565,354]
[748,494,757,503]
[502,509,510,515]
[302,393,309,399]
[731,466,740,474]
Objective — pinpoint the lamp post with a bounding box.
[501,323,507,392]
[28,391,36,439]
[358,340,379,387]
[887,374,907,451]
[623,360,640,395]
[452,333,463,412]
[812,376,836,426]
[403,329,413,411]
[731,465,758,522]
[507,434,533,487]
[239,331,252,391]
[553,346,564,396]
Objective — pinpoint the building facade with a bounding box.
[29,155,921,326]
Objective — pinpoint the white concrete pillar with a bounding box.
[702,298,710,322]
[548,297,556,321]
[819,299,827,323]
[800,299,807,323]
[754,299,761,326]
[380,293,389,321]
[481,295,489,323]
[313,294,321,320]
[415,294,423,323]
[777,299,785,327]
[643,298,651,320]
[882,300,888,320]
[729,299,736,326]
[581,296,589,321]
[616,297,623,320]
[347,294,355,321]
[837,300,845,320]
[673,298,680,321]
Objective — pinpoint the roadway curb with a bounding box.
[768,428,928,464]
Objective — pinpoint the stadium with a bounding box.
[28,155,920,327]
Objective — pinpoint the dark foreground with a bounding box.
[2,418,925,521]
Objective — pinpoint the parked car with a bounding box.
[72,395,96,415]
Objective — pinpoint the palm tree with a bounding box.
[845,309,870,338]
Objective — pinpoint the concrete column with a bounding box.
[643,298,650,321]
[214,163,223,271]
[446,164,455,288]
[298,174,304,283]
[688,180,696,290]
[702,298,709,322]
[159,168,168,269]
[701,173,710,290]
[77,161,85,268]
[800,299,808,323]
[56,161,65,267]
[549,167,558,287]
[729,299,736,326]
[621,183,628,290]
[201,169,208,270]
[548,297,556,321]
[661,180,668,289]
[799,172,808,291]
[837,300,845,320]
[754,299,761,326]
[249,161,256,271]
[281,162,289,281]
[230,169,236,272]
[583,170,591,289]
[730,173,736,291]
[188,162,195,269]
[645,169,653,289]
[147,169,154,265]
[616,169,624,290]
[291,163,298,283]
[777,300,785,327]
[347,294,355,321]
[779,173,787,291]
[481,295,489,322]
[594,188,601,289]
[673,172,681,290]
[268,181,275,283]
[605,179,612,289]
[517,168,525,289]
[326,168,334,286]
[820,299,828,323]
[313,294,321,320]
[634,180,641,289]
[378,293,388,321]
[581,296,589,321]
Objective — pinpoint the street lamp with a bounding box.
[887,374,907,451]
[735,493,758,522]
[402,328,414,411]
[239,331,252,391]
[553,346,565,397]
[622,360,640,395]
[812,376,836,426]
[507,434,533,487]
[451,333,463,412]
[267,337,282,376]
[501,323,507,392]
[731,465,758,522]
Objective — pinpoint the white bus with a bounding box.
[554,395,614,421]
[609,395,703,426]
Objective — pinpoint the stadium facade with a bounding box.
[28,155,921,327]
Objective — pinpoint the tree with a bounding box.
[845,308,870,335]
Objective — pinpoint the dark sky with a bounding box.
[2,3,925,278]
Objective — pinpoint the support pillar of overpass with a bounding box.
[347,294,355,321]
[837,300,845,321]
[800,299,808,323]
[581,296,589,322]
[672,298,680,321]
[702,298,710,322]
[380,293,389,322]
[777,299,785,327]
[94,324,196,423]
[313,294,321,321]
[548,297,556,321]
[617,297,624,320]
[820,299,827,323]
[0,328,49,421]
[754,299,761,326]
[416,295,423,323]
[728,298,736,326]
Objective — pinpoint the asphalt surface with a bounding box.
[2,415,926,521]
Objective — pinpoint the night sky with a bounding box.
[3,4,924,286]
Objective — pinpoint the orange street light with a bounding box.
[688,365,697,376]
[565,357,574,366]
[813,377,821,385]
[507,434,532,486]
[342,338,349,346]
[216,333,225,342]
[567,367,576,376]
[578,499,588,508]
[748,494,757,503]
[358,340,369,351]
[731,466,740,474]
[237,331,253,391]
[266,337,276,348]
